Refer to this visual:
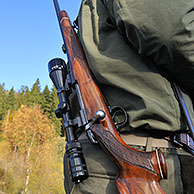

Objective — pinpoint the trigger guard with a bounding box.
[109,106,128,130]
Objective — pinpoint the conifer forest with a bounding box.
[0,79,66,194]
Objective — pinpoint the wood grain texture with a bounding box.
[59,10,167,194]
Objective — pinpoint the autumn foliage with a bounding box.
[0,103,65,193]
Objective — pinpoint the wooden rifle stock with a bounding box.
[58,9,167,194]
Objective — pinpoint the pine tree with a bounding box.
[42,85,63,135]
[30,79,43,106]
[17,85,34,107]
[0,83,7,126]
[24,86,31,106]
[50,86,59,114]
[16,85,28,108]
[50,86,62,136]
[6,87,15,111]
[42,85,52,115]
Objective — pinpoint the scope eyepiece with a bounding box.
[48,58,68,90]
[48,58,67,74]
[66,141,89,183]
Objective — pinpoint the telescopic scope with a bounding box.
[48,58,88,183]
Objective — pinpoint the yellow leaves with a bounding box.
[2,105,55,153]
[0,105,65,193]
[29,139,64,193]
[0,140,25,193]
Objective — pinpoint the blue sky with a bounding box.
[0,0,82,91]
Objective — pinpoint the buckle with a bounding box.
[173,133,194,155]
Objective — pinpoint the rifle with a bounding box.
[48,0,167,193]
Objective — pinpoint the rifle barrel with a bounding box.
[173,82,194,139]
[53,0,66,43]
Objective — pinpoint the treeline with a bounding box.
[0,79,65,194]
[0,79,62,135]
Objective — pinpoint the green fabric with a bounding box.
[179,155,194,194]
[64,140,118,194]
[102,0,194,92]
[160,154,183,194]
[77,0,194,132]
